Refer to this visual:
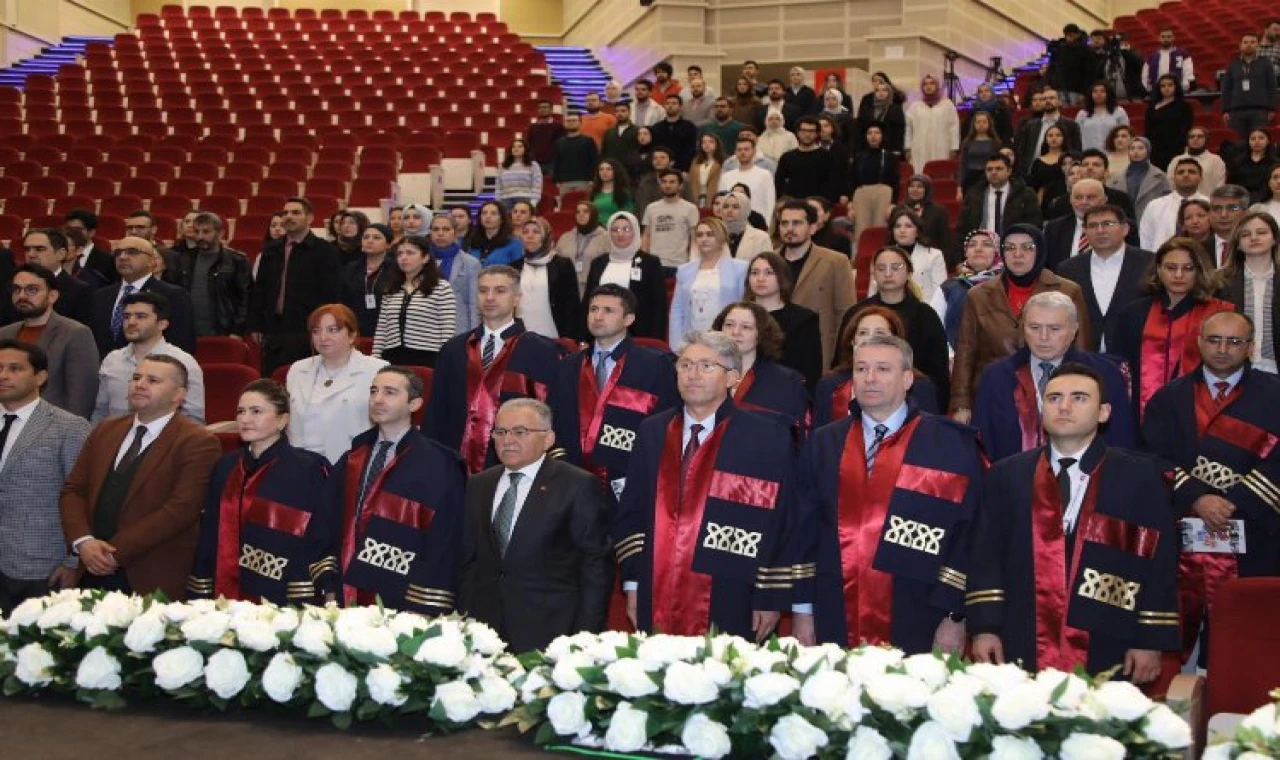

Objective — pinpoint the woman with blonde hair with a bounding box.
[1216,211,1280,374]
[669,216,747,346]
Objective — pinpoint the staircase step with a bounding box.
[0,35,111,89]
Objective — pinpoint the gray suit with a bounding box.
[448,251,483,334]
[0,400,90,581]
[0,311,100,419]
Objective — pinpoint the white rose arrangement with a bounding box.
[1206,691,1280,758]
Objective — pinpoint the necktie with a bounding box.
[866,423,889,474]
[1214,380,1230,404]
[275,240,295,316]
[682,423,704,484]
[1076,222,1090,255]
[116,425,147,472]
[110,284,136,341]
[481,332,497,370]
[0,414,17,465]
[595,350,611,392]
[1219,240,1228,269]
[993,189,1004,234]
[1038,361,1055,397]
[355,441,393,520]
[1057,457,1077,516]
[492,471,523,557]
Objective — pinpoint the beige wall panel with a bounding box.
[2,28,50,66]
[15,0,62,41]
[500,0,563,36]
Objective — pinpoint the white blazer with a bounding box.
[285,350,389,464]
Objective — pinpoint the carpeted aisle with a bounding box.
[0,698,550,759]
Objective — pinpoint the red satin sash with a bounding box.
[732,367,757,403]
[461,332,528,473]
[1138,300,1234,419]
[1013,364,1045,453]
[651,414,728,635]
[835,416,919,647]
[830,379,853,423]
[339,445,407,605]
[214,458,277,600]
[1029,454,1095,671]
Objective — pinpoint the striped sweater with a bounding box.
[373,281,459,356]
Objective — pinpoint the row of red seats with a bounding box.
[0,126,464,156]
[156,6,496,22]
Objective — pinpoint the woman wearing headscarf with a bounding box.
[722,190,773,260]
[333,210,369,268]
[939,229,1003,347]
[948,223,1090,421]
[582,211,668,339]
[514,217,580,341]
[758,109,799,163]
[400,203,432,239]
[904,75,960,170]
[816,89,855,147]
[1106,135,1170,221]
[967,82,1013,143]
[669,217,748,346]
[554,200,609,295]
[900,175,953,266]
[854,73,906,153]
[815,72,854,114]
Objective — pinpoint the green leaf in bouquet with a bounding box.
[398,630,427,658]
[577,665,606,687]
[90,689,127,711]
[428,698,448,722]
[4,675,25,696]
[306,700,330,719]
[534,719,557,745]
[517,650,545,670]
[356,698,382,721]
[331,710,353,730]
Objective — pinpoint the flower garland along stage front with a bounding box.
[1204,690,1280,759]
[2,591,1196,758]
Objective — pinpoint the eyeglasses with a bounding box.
[675,359,732,375]
[10,284,46,297]
[873,262,907,273]
[1210,204,1245,214]
[1084,220,1122,230]
[1161,263,1198,274]
[112,247,148,257]
[1201,335,1250,348]
[490,426,550,440]
[1002,242,1037,253]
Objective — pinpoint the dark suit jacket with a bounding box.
[1013,116,1083,175]
[584,252,668,340]
[90,276,197,357]
[1218,267,1280,364]
[74,244,118,291]
[247,232,342,335]
[1043,214,1080,273]
[514,255,582,341]
[458,457,613,654]
[53,270,93,326]
[601,122,639,165]
[1046,186,1138,230]
[0,247,12,325]
[955,179,1043,244]
[1056,245,1155,351]
[59,413,221,599]
[0,311,99,419]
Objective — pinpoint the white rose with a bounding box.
[466,621,506,655]
[14,643,55,687]
[74,646,122,691]
[586,630,632,664]
[708,633,753,660]
[337,623,398,659]
[181,611,231,644]
[605,658,659,698]
[314,662,358,712]
[6,597,47,628]
[71,611,108,638]
[262,652,305,703]
[681,713,732,759]
[989,735,1045,760]
[926,684,982,742]
[552,651,597,691]
[636,634,701,669]
[415,630,468,669]
[1059,733,1126,760]
[846,726,893,760]
[964,662,1031,695]
[768,714,829,760]
[1089,680,1154,721]
[744,672,800,709]
[991,682,1052,730]
[366,664,409,707]
[702,658,732,687]
[793,643,846,674]
[743,647,789,674]
[123,612,167,654]
[519,668,551,703]
[845,646,905,686]
[1241,703,1279,736]
[866,672,931,720]
[1034,669,1088,712]
[907,720,960,760]
[476,675,518,713]
[1239,752,1277,760]
[903,653,951,690]
[800,670,853,716]
[1200,746,1232,760]
[92,593,140,628]
[604,702,649,753]
[292,619,334,657]
[232,618,279,652]
[269,608,300,634]
[663,660,718,705]
[547,691,592,737]
[543,633,577,662]
[153,646,204,691]
[36,600,80,630]
[205,649,251,699]
[1144,703,1193,749]
[387,611,428,638]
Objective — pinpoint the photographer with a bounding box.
[1090,29,1145,101]
[1048,24,1093,106]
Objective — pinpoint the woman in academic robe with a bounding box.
[814,305,937,428]
[712,301,811,439]
[188,379,332,605]
[1106,236,1234,432]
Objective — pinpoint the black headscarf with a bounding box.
[1000,223,1047,288]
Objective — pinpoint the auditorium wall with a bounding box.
[1,0,131,67]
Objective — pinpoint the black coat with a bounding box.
[785,85,818,116]
[1056,245,1155,351]
[339,256,396,337]
[769,302,824,390]
[91,276,197,357]
[514,255,583,341]
[1144,100,1193,173]
[1013,116,1083,176]
[248,232,342,336]
[584,252,668,340]
[458,458,613,655]
[52,269,92,326]
[955,179,1043,244]
[840,293,951,410]
[1042,214,1080,273]
[854,98,906,154]
[73,243,118,290]
[173,246,252,336]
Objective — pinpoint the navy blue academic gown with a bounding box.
[973,347,1135,462]
[967,442,1180,675]
[423,319,565,473]
[613,400,804,638]
[794,404,983,654]
[188,439,332,605]
[812,371,938,429]
[327,427,467,614]
[550,339,679,501]
[733,359,812,440]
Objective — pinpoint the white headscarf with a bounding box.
[607,211,642,260]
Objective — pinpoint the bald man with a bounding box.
[90,236,196,358]
[1044,178,1107,272]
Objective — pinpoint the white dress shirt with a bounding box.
[1139,191,1208,251]
[481,319,516,360]
[1071,217,1087,256]
[1202,366,1244,394]
[1049,441,1090,533]
[1090,248,1126,316]
[111,274,153,314]
[94,339,206,424]
[490,454,547,544]
[0,396,40,470]
[984,184,1009,232]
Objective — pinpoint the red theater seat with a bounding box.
[202,363,261,423]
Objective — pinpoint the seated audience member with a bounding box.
[950,224,1090,422]
[714,300,811,438]
[842,246,950,410]
[1145,75,1194,172]
[900,175,953,265]
[4,263,98,419]
[669,218,747,346]
[745,251,823,388]
[1216,211,1280,374]
[1107,237,1235,430]
[340,222,396,337]
[92,236,197,359]
[555,201,609,296]
[642,170,701,270]
[814,305,939,428]
[1057,204,1156,351]
[870,208,948,310]
[722,190,773,260]
[974,292,1134,461]
[61,354,221,598]
[94,292,205,424]
[848,125,901,244]
[373,236,457,368]
[0,337,90,613]
[970,362,1177,681]
[22,229,91,326]
[514,218,580,341]
[425,213,481,334]
[1140,159,1209,251]
[1228,129,1278,204]
[466,201,524,266]
[286,305,387,465]
[940,230,1002,348]
[583,212,668,340]
[328,366,467,613]
[1105,137,1171,221]
[187,379,331,605]
[956,154,1043,245]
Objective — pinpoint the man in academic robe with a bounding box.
[551,284,680,504]
[424,265,565,474]
[969,362,1179,680]
[791,335,981,654]
[1142,311,1280,665]
[974,291,1135,461]
[327,367,467,613]
[613,330,803,640]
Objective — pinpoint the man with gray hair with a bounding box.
[973,291,1134,460]
[459,398,612,653]
[614,329,804,641]
[790,334,983,653]
[173,211,252,337]
[1208,184,1252,268]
